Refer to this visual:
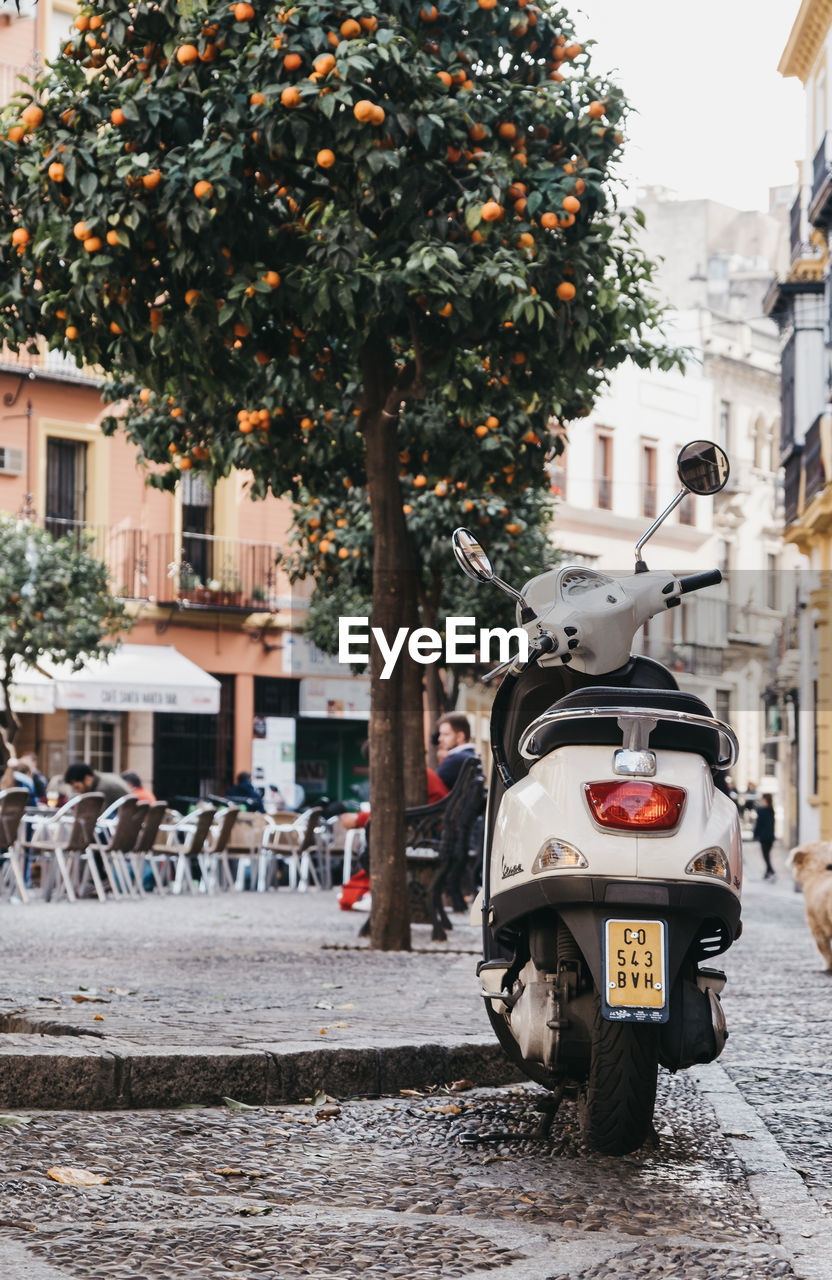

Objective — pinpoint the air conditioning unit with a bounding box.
[0,448,24,476]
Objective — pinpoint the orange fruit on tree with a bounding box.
[420,4,438,20]
[65,325,78,340]
[588,100,605,119]
[179,456,193,470]
[498,122,517,140]
[518,231,535,249]
[7,125,25,143]
[109,321,122,334]
[21,104,44,129]
[360,15,378,30]
[316,148,335,168]
[540,211,558,229]
[353,98,376,122]
[556,281,576,301]
[149,307,163,330]
[281,85,300,108]
[262,270,281,288]
[508,181,526,199]
[139,388,151,403]
[106,229,120,246]
[83,235,102,252]
[142,169,162,189]
[314,52,336,75]
[250,92,266,105]
[474,424,489,439]
[413,474,427,488]
[234,2,255,20]
[176,44,199,64]
[478,0,497,8]
[185,288,200,305]
[47,161,65,182]
[446,145,462,163]
[338,547,349,559]
[254,351,270,365]
[340,17,361,37]
[438,301,453,317]
[110,108,126,126]
[562,194,580,213]
[74,14,89,30]
[481,200,504,222]
[513,197,527,215]
[283,52,302,70]
[506,523,521,534]
[469,122,486,141]
[437,70,452,88]
[486,415,499,429]
[11,227,30,248]
[193,179,213,199]
[564,43,582,58]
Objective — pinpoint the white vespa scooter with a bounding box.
[453,440,742,1155]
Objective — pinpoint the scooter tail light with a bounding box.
[686,846,731,884]
[584,780,686,831]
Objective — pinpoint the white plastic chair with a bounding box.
[26,792,105,902]
[256,808,322,892]
[196,805,240,894]
[0,788,32,903]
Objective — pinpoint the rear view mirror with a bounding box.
[677,440,730,495]
[452,528,495,583]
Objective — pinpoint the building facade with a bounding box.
[766,0,832,843]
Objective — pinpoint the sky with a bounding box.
[574,1,805,213]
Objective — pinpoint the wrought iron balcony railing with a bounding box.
[38,519,294,612]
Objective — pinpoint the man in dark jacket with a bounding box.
[225,771,265,813]
[436,713,479,790]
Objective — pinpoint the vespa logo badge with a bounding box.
[501,859,523,879]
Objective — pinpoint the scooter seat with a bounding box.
[524,686,725,768]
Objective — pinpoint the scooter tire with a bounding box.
[578,995,659,1156]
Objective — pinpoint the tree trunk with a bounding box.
[363,375,411,951]
[424,662,446,772]
[401,586,427,808]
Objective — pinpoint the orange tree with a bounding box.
[0,0,677,949]
[280,395,562,750]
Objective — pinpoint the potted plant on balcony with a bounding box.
[179,571,203,604]
[220,571,242,607]
[198,578,222,605]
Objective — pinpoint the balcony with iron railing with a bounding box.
[810,133,832,228]
[803,412,827,508]
[41,519,297,614]
[783,444,804,526]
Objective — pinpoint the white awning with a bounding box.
[9,645,221,715]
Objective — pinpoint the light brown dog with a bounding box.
[788,842,832,971]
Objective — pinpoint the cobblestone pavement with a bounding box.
[0,1077,794,1280]
[1,839,831,1277]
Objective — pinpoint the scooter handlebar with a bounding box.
[677,569,723,595]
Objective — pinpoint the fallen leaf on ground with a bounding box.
[46,1167,109,1186]
[315,1105,342,1120]
[519,1195,535,1204]
[314,1001,333,1010]
[426,1103,463,1116]
[211,1168,266,1178]
[0,1115,30,1128]
[71,995,109,1005]
[448,1080,474,1092]
[312,1091,337,1107]
[93,1015,104,1022]
[222,1097,261,1112]
[399,1089,425,1098]
[0,1218,36,1232]
[238,1204,273,1216]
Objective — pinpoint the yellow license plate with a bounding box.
[604,920,666,1012]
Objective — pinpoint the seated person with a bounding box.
[225,771,265,813]
[436,713,479,789]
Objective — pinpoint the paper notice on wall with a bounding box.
[251,716,296,810]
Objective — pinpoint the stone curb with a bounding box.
[0,1039,522,1111]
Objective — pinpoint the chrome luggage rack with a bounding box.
[519,705,739,771]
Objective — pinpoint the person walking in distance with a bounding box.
[753,793,776,881]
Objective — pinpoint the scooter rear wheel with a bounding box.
[578,994,659,1156]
